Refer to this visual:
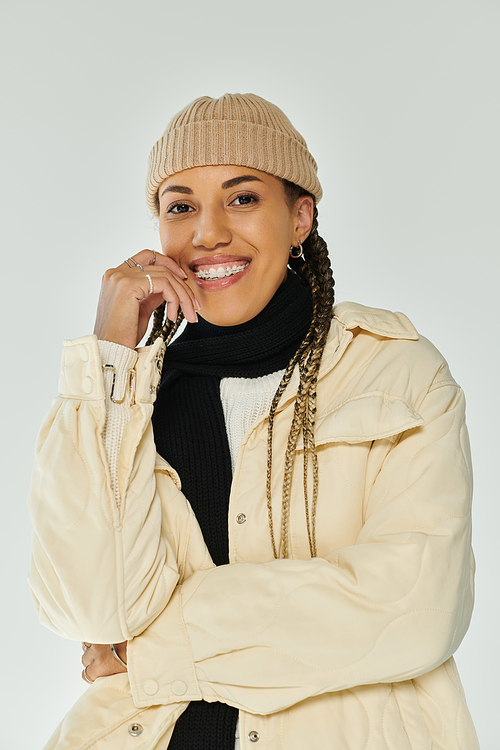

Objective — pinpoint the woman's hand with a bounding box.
[81,642,128,683]
[93,249,200,349]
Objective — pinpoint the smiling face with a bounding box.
[157,165,313,326]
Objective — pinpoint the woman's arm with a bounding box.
[126,376,474,714]
[28,251,209,644]
[27,334,209,643]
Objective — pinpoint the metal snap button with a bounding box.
[128,723,143,736]
[248,730,260,742]
[236,513,247,524]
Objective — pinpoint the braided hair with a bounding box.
[147,179,335,559]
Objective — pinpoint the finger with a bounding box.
[155,254,188,280]
[82,666,94,684]
[126,249,187,279]
[157,274,199,323]
[165,300,181,323]
[141,269,200,322]
[81,649,104,679]
[81,643,102,666]
[81,650,94,668]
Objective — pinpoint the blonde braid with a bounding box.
[146,303,185,347]
[265,321,316,557]
[266,195,335,559]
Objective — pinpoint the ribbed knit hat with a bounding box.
[146,93,322,216]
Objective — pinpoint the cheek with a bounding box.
[159,226,182,261]
[265,224,292,270]
[263,209,294,253]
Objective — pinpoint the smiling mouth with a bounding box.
[193,262,250,280]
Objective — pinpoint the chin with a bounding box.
[200,302,260,327]
[202,312,251,327]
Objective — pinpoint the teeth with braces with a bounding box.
[194,263,249,280]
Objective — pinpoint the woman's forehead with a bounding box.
[158,165,282,193]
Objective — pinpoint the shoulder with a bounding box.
[320,301,459,408]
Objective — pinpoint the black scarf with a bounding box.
[152,272,312,750]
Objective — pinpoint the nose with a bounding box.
[192,205,231,250]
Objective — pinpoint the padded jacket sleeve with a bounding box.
[126,373,474,714]
[28,335,212,643]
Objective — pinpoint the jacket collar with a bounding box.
[332,301,419,340]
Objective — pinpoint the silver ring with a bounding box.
[124,258,133,268]
[145,274,153,296]
[127,257,144,272]
[151,250,156,265]
[82,666,94,684]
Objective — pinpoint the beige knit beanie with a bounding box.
[146,93,322,216]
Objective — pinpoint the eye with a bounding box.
[167,202,193,214]
[231,193,258,206]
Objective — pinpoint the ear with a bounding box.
[293,195,314,244]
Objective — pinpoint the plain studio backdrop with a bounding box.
[1,0,498,747]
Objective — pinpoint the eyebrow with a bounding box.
[160,174,264,198]
[160,185,193,197]
[221,175,264,189]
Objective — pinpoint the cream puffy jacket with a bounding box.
[29,302,479,750]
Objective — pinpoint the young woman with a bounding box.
[29,93,479,749]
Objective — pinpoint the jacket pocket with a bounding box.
[304,392,424,448]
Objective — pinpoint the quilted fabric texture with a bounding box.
[29,302,479,749]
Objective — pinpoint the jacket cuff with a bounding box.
[127,586,202,708]
[57,335,165,404]
[135,337,166,405]
[59,336,106,400]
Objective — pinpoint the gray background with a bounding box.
[1,0,498,747]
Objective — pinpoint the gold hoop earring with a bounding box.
[289,241,303,259]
